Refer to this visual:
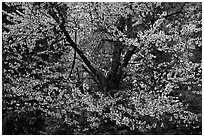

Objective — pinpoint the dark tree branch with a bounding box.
[69,30,77,78]
[49,4,106,90]
[122,47,137,68]
[58,23,105,82]
[81,64,106,93]
[101,38,119,43]
[163,11,183,19]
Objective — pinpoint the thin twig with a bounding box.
[69,30,77,78]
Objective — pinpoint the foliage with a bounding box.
[2,2,202,135]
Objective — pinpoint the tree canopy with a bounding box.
[2,2,202,135]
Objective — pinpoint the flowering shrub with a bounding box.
[2,2,201,135]
[33,84,200,134]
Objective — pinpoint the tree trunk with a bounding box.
[104,12,135,93]
[105,41,122,90]
[50,4,137,96]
